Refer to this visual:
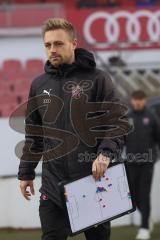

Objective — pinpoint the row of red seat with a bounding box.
[0,58,44,117]
[0,94,28,117]
[3,0,157,7]
[1,0,70,5]
[0,59,44,75]
[0,59,44,80]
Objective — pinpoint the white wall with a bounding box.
[0,118,42,176]
[0,177,41,228]
[0,37,46,67]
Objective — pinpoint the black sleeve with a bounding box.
[18,82,44,180]
[95,71,131,162]
[151,110,160,147]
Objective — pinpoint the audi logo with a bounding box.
[43,99,51,104]
[84,10,160,48]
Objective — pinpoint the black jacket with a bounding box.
[18,48,130,208]
[126,107,160,164]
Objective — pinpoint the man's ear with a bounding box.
[73,38,77,50]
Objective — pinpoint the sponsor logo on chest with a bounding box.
[142,117,150,125]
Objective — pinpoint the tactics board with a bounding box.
[63,163,135,234]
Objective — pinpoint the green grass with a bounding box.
[0,224,160,240]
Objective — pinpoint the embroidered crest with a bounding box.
[143,117,150,125]
[71,85,83,99]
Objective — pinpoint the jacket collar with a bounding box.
[44,48,96,77]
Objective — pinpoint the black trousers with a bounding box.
[127,164,154,229]
[39,196,111,240]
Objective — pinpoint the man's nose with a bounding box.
[51,44,57,52]
[50,44,56,53]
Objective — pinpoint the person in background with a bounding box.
[136,0,156,7]
[126,90,160,240]
[107,0,120,7]
[77,0,97,8]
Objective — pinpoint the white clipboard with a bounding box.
[63,163,135,235]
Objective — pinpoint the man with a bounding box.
[126,90,160,240]
[107,0,120,8]
[18,18,129,240]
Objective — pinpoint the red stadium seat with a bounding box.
[26,59,44,71]
[0,58,45,117]
[0,103,18,117]
[3,59,22,72]
[0,76,27,95]
[120,0,135,7]
[8,71,29,85]
[45,0,65,3]
[0,81,14,95]
[25,58,44,78]
[0,59,43,117]
[13,81,30,94]
[0,95,18,105]
[0,95,18,117]
[0,70,3,80]
[0,81,7,92]
[2,59,23,79]
[11,0,40,3]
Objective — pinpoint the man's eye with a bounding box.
[45,44,51,48]
[56,42,63,46]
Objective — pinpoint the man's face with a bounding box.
[131,98,147,111]
[44,29,77,67]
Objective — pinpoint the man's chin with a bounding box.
[49,59,62,68]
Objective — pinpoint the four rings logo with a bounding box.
[43,99,51,104]
[83,10,160,48]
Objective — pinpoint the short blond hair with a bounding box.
[42,18,76,40]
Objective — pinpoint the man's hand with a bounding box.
[20,180,35,200]
[92,153,110,180]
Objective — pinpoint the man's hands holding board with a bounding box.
[92,153,110,180]
[19,153,110,200]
